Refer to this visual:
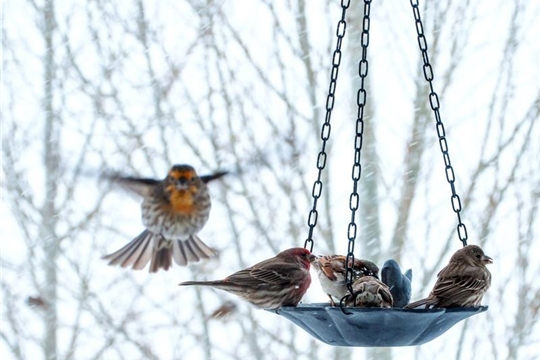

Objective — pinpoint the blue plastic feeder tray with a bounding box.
[267,303,488,347]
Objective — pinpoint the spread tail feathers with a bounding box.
[103,231,218,272]
[102,230,155,270]
[171,234,218,267]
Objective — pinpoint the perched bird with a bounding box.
[311,254,379,306]
[207,301,238,321]
[381,259,412,307]
[102,164,227,272]
[179,248,315,309]
[343,275,393,308]
[406,245,492,309]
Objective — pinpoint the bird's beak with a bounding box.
[309,254,318,263]
[483,255,493,264]
[175,179,189,190]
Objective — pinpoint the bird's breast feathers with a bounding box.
[166,186,198,214]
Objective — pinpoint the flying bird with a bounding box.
[207,301,238,321]
[179,248,315,309]
[406,245,492,309]
[381,259,412,307]
[26,296,48,310]
[102,164,227,272]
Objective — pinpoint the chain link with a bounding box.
[304,0,351,253]
[409,0,468,246]
[345,0,372,294]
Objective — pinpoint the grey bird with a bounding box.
[381,259,412,308]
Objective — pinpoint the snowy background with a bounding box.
[2,0,539,359]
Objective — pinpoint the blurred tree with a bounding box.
[2,0,539,360]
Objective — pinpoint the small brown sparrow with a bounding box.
[311,255,379,306]
[343,275,393,308]
[406,245,492,309]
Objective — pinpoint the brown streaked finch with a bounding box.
[406,245,492,309]
[343,275,394,308]
[102,165,227,272]
[310,255,379,306]
[179,248,315,309]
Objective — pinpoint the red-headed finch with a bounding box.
[343,275,393,308]
[406,245,492,309]
[311,255,379,306]
[179,248,315,309]
[102,165,227,272]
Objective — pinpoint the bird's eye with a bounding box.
[475,254,481,259]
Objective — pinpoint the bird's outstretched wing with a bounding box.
[200,171,228,184]
[103,173,159,197]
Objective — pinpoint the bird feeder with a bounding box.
[267,0,488,347]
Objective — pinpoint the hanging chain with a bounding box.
[409,0,468,246]
[344,0,372,295]
[304,0,351,253]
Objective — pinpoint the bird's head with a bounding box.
[279,248,316,269]
[309,254,322,270]
[457,244,493,266]
[165,164,201,193]
[353,259,380,279]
